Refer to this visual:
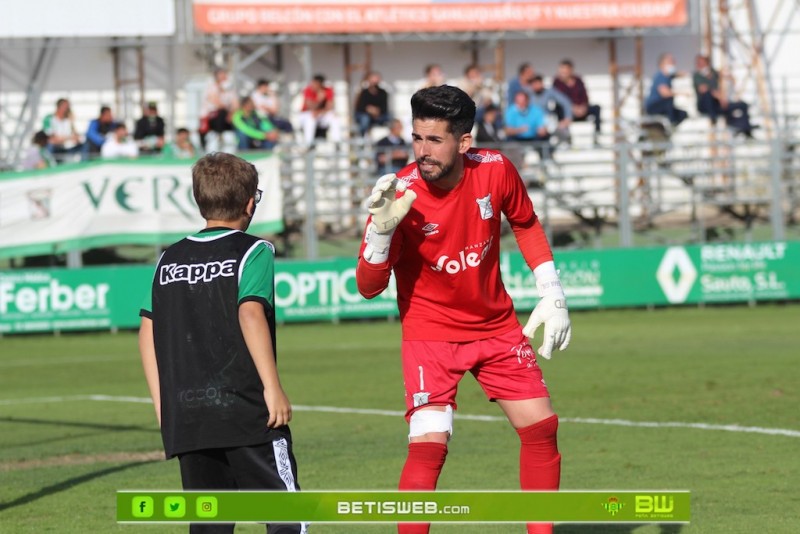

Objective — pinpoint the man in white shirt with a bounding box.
[101,124,139,159]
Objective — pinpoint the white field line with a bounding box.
[1,395,799,438]
[0,355,129,368]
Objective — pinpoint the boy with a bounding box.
[139,152,305,534]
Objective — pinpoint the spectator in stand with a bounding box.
[163,128,198,159]
[374,118,410,174]
[85,105,118,157]
[529,75,573,145]
[133,102,166,155]
[232,96,279,150]
[22,131,56,170]
[475,104,505,144]
[420,63,446,89]
[457,64,497,111]
[354,71,390,137]
[553,59,602,146]
[251,78,294,133]
[645,53,688,127]
[299,74,342,148]
[199,67,240,149]
[101,123,139,159]
[505,90,551,159]
[42,98,83,162]
[693,54,755,138]
[506,62,535,104]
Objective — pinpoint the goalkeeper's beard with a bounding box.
[416,156,455,183]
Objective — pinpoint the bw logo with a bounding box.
[635,495,674,514]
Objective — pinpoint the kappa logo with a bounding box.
[476,193,493,220]
[159,259,236,285]
[421,223,440,236]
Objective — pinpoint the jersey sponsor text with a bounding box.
[432,236,494,274]
[159,259,236,285]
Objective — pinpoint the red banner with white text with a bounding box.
[193,0,688,34]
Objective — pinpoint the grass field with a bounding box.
[1,305,798,533]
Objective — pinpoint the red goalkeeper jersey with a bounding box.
[357,148,553,341]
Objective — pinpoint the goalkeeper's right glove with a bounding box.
[362,174,417,263]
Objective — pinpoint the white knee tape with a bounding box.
[408,405,454,441]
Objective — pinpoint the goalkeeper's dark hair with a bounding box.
[411,85,475,137]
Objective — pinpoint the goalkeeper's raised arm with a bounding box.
[356,173,416,299]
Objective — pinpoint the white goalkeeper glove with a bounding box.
[362,174,417,264]
[522,261,572,359]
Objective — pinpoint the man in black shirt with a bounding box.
[133,102,166,154]
[354,71,390,137]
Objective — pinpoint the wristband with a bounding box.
[533,260,565,298]
[363,223,393,264]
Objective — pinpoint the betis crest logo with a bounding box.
[602,496,624,516]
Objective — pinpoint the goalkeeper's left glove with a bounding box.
[522,261,572,359]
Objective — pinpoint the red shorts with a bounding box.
[401,326,550,420]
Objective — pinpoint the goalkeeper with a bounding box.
[356,85,572,534]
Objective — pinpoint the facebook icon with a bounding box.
[132,496,154,518]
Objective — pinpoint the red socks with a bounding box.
[396,417,559,534]
[517,414,561,534]
[398,442,448,534]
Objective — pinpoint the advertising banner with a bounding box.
[192,0,688,35]
[0,266,152,334]
[0,155,282,259]
[0,241,796,334]
[117,490,691,523]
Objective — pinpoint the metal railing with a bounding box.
[274,126,800,258]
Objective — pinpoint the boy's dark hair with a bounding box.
[411,85,475,137]
[192,152,259,221]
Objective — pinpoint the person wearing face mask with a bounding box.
[693,54,755,138]
[645,53,688,127]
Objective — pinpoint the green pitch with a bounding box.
[1,305,798,533]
